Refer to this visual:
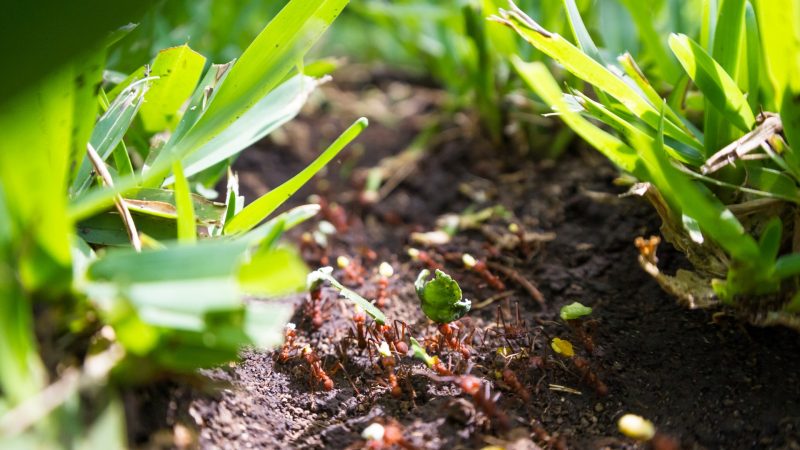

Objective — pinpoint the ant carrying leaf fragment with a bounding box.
[308,267,387,324]
[415,269,471,323]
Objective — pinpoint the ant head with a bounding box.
[459,375,482,395]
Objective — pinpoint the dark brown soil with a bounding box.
[150,75,800,449]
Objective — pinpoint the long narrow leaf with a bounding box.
[224,117,368,235]
[490,5,704,155]
[512,59,646,178]
[171,161,196,243]
[139,45,206,133]
[669,33,755,133]
[149,0,350,184]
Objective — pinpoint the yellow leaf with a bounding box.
[551,337,575,357]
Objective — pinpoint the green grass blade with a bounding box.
[70,77,152,196]
[149,0,350,185]
[572,89,703,165]
[617,0,682,82]
[512,59,646,178]
[224,117,368,235]
[755,0,800,109]
[704,0,747,155]
[669,33,755,134]
[491,6,704,153]
[743,2,761,113]
[617,53,697,138]
[166,74,320,183]
[562,0,604,63]
[630,104,761,262]
[139,45,206,133]
[171,161,196,243]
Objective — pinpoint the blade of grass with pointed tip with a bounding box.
[669,33,755,134]
[704,0,746,155]
[70,78,152,196]
[561,0,613,106]
[512,59,646,179]
[149,0,350,185]
[139,45,206,133]
[491,9,703,153]
[171,161,196,243]
[224,117,368,235]
[165,74,320,184]
[743,3,761,113]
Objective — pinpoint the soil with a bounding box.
[141,73,800,449]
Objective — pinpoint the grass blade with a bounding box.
[512,59,646,178]
[704,0,747,155]
[166,75,321,183]
[224,117,368,235]
[669,33,755,133]
[139,45,206,133]
[617,0,682,82]
[171,161,196,243]
[490,6,704,153]
[70,78,152,196]
[149,0,350,184]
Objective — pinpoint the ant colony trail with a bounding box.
[175,80,800,450]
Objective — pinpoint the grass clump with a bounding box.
[491,0,800,330]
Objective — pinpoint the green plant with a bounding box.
[0,0,362,446]
[415,269,472,323]
[491,0,800,329]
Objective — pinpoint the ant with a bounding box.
[277,323,298,363]
[463,253,506,291]
[338,255,366,286]
[357,420,417,450]
[348,307,370,351]
[434,321,475,359]
[495,302,530,347]
[566,317,598,354]
[303,284,328,330]
[407,248,442,270]
[501,368,530,402]
[371,320,410,355]
[573,356,608,396]
[310,195,349,233]
[375,262,393,308]
[531,420,568,450]
[301,345,334,391]
[445,374,510,431]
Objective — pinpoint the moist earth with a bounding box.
[139,74,800,449]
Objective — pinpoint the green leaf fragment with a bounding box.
[559,301,592,321]
[409,336,436,368]
[415,269,471,323]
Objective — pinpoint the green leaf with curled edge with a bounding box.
[559,301,592,321]
[415,269,471,323]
